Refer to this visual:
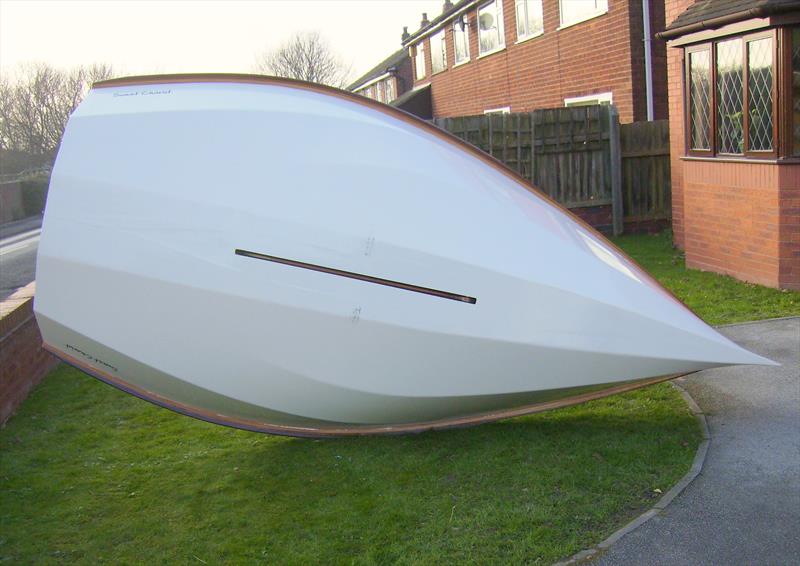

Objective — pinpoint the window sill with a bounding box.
[515,30,544,45]
[453,58,471,68]
[477,45,506,59]
[680,155,781,165]
[557,9,608,31]
[431,68,447,76]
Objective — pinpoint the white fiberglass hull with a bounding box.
[34,75,773,436]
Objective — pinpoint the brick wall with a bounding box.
[665,0,694,249]
[664,0,800,290]
[0,283,58,426]
[409,0,667,123]
[778,166,800,290]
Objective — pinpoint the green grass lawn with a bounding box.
[1,231,797,564]
[613,231,800,325]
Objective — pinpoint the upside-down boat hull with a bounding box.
[34,75,772,436]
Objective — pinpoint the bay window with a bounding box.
[478,0,505,56]
[686,30,778,158]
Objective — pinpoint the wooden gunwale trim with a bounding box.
[91,73,698,320]
[45,342,690,438]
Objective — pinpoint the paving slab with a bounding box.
[592,317,800,566]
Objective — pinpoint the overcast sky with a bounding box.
[0,0,443,81]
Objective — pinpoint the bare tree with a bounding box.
[255,32,351,88]
[0,63,114,172]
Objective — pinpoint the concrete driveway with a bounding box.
[593,317,800,565]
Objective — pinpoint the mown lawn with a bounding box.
[0,367,697,565]
[1,231,796,564]
[614,231,800,325]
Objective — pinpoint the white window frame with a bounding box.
[430,30,447,74]
[558,0,608,30]
[452,18,471,66]
[564,92,613,107]
[484,106,511,114]
[414,42,427,80]
[478,0,506,57]
[515,0,544,42]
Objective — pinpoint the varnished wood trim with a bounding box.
[235,249,476,304]
[44,342,690,438]
[91,73,697,319]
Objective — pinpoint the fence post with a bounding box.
[608,106,623,236]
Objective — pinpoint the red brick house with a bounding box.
[402,0,668,123]
[661,0,800,290]
[348,48,414,105]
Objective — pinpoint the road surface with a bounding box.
[0,215,42,301]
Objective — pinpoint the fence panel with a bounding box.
[434,107,672,234]
[620,119,671,224]
[435,105,614,210]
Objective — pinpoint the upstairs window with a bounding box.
[478,0,505,56]
[385,78,396,103]
[453,18,471,64]
[559,0,608,28]
[686,32,777,158]
[376,80,385,103]
[414,42,426,80]
[515,0,543,40]
[430,30,447,74]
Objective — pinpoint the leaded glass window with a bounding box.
[716,38,744,154]
[747,37,773,151]
[689,50,711,150]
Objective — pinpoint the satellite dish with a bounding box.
[479,12,494,31]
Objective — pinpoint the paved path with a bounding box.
[0,215,41,301]
[593,317,800,565]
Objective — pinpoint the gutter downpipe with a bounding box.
[643,0,654,121]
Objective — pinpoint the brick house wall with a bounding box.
[664,0,800,290]
[407,0,667,123]
[664,0,694,249]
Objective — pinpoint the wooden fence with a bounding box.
[434,106,670,234]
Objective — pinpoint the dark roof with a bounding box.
[347,48,409,91]
[663,0,800,37]
[390,84,432,120]
[402,0,474,46]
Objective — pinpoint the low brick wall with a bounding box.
[0,282,58,426]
